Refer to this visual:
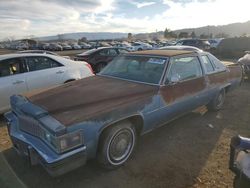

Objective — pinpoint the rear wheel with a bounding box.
[97,121,137,169]
[207,89,225,111]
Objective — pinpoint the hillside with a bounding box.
[34,32,128,41]
[174,21,250,37]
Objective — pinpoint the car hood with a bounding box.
[26,76,158,126]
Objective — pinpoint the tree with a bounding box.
[215,32,229,38]
[164,28,177,38]
[191,31,196,38]
[128,33,133,41]
[178,32,189,38]
[200,33,209,39]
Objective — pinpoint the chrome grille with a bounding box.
[19,115,44,138]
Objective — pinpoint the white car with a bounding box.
[0,53,93,113]
[115,43,135,51]
[131,42,153,51]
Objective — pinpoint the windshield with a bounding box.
[99,55,168,84]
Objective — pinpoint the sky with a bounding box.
[0,0,250,40]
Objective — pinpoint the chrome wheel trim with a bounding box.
[216,91,225,108]
[107,127,135,166]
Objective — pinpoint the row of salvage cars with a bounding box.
[1,47,245,181]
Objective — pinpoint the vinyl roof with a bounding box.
[129,50,195,57]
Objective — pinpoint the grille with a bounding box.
[19,115,44,138]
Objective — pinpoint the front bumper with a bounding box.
[5,112,87,177]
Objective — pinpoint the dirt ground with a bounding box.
[0,82,250,188]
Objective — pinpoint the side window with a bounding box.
[201,55,214,73]
[108,49,118,56]
[26,57,62,72]
[167,56,202,82]
[208,54,226,71]
[99,49,109,56]
[118,49,128,54]
[0,58,25,77]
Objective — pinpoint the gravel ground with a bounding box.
[0,82,250,188]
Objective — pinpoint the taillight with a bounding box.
[86,63,94,74]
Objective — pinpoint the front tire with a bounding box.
[97,121,137,169]
[207,89,225,111]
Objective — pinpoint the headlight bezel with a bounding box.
[43,129,84,154]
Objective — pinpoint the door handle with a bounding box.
[13,80,24,85]
[56,70,64,74]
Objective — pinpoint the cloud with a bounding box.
[131,1,156,8]
[0,0,250,40]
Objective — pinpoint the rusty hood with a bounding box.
[27,76,158,126]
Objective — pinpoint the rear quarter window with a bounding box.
[208,54,226,71]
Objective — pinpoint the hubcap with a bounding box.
[216,92,224,108]
[108,128,134,164]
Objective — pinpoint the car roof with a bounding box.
[129,50,195,57]
[158,45,203,52]
[0,53,64,61]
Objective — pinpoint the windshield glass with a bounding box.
[99,55,168,84]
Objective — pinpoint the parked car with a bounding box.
[48,43,63,51]
[209,38,223,49]
[71,44,82,50]
[61,43,72,50]
[176,39,211,51]
[0,53,93,113]
[4,50,242,176]
[238,51,250,79]
[158,45,203,52]
[230,136,250,188]
[114,43,135,51]
[74,47,129,73]
[131,42,153,51]
[79,42,91,49]
[16,43,29,50]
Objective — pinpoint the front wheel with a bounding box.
[97,121,137,169]
[207,89,225,111]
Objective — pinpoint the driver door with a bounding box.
[159,55,206,123]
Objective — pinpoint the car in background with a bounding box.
[4,50,242,176]
[176,39,211,51]
[16,43,29,50]
[209,38,223,49]
[158,45,203,52]
[79,42,91,49]
[114,42,135,51]
[74,47,129,73]
[238,51,250,78]
[131,42,153,51]
[0,53,93,113]
[48,43,63,51]
[71,44,82,50]
[61,43,72,50]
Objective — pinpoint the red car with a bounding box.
[74,47,129,73]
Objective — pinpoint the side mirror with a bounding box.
[170,75,180,84]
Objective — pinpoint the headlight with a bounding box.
[57,130,84,153]
[43,130,84,153]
